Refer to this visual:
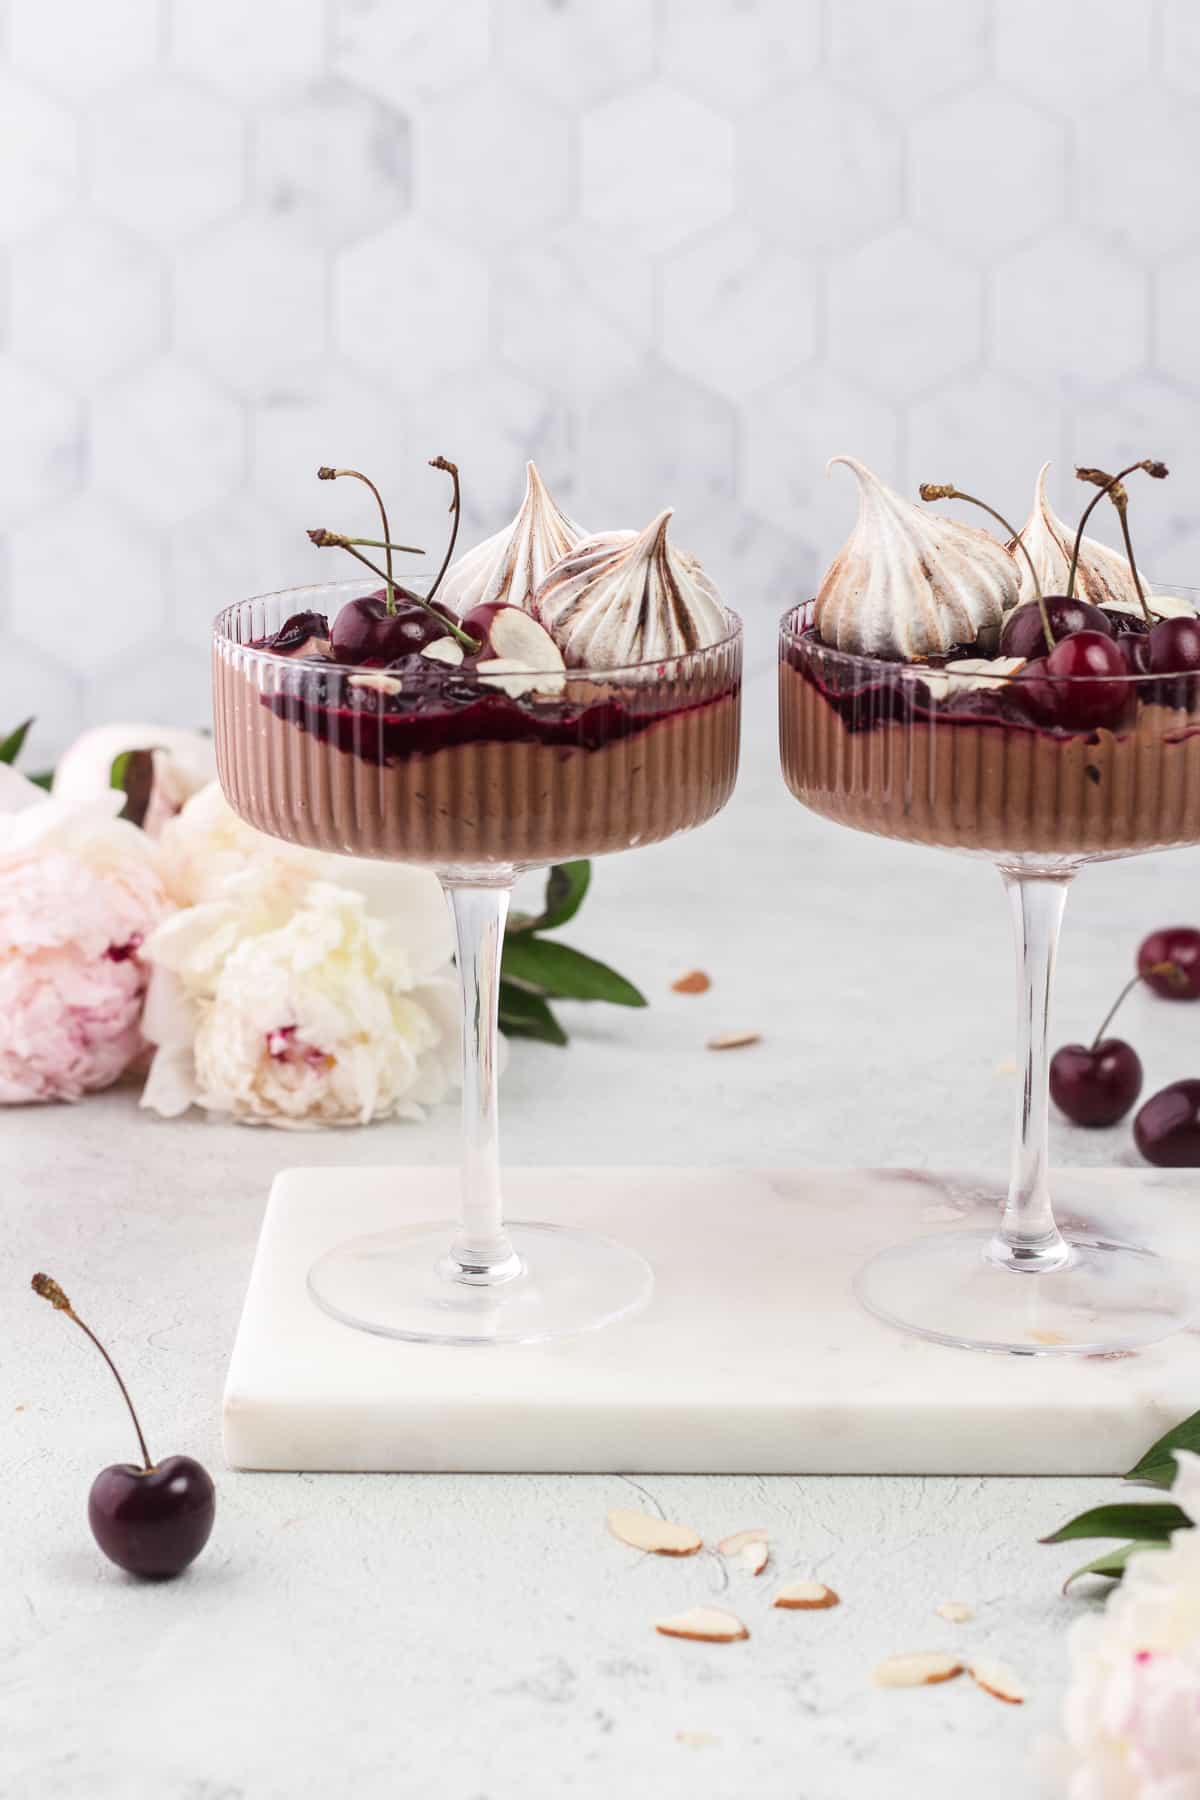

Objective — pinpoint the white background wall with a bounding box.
[2,0,1199,761]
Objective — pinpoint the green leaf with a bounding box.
[110,750,131,790]
[1126,1408,1200,1488]
[1040,1501,1191,1547]
[534,861,591,933]
[0,719,32,765]
[27,770,53,792]
[1063,1541,1161,1592]
[498,982,568,1047]
[501,935,646,1007]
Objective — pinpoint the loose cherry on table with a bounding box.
[31,1274,215,1580]
[1138,926,1200,999]
[1135,1081,1200,1167]
[1049,1037,1143,1128]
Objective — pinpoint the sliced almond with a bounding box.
[420,635,465,666]
[476,657,565,700]
[672,969,711,995]
[872,1652,963,1689]
[655,1607,748,1644]
[739,1541,770,1575]
[970,1658,1026,1704]
[348,671,402,695]
[486,604,565,671]
[772,1580,839,1611]
[606,1508,702,1557]
[717,1528,768,1557]
[706,1031,761,1052]
[934,1601,974,1624]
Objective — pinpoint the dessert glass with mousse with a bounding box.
[780,455,1200,1355]
[214,458,742,1344]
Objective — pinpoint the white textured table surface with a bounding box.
[6,686,1200,1798]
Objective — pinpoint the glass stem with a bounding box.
[991,871,1074,1274]
[442,879,522,1287]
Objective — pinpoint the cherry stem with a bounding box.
[1113,502,1154,627]
[1067,461,1167,612]
[920,484,1053,652]
[318,468,397,614]
[1090,962,1180,1049]
[31,1274,153,1471]
[307,535,480,653]
[426,456,461,603]
[343,535,425,555]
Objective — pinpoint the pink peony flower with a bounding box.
[0,767,170,1103]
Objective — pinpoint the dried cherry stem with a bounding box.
[318,467,399,613]
[1089,963,1180,1050]
[426,456,462,602]
[1067,461,1168,617]
[31,1274,153,1470]
[306,530,479,653]
[920,482,1053,652]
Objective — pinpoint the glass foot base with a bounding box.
[855,1226,1200,1356]
[308,1220,653,1346]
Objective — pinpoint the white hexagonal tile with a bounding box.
[253,80,411,250]
[997,0,1152,109]
[93,360,245,528]
[661,224,817,402]
[1165,0,1200,98]
[671,498,814,673]
[0,647,84,769]
[175,219,326,395]
[415,77,569,251]
[827,228,979,401]
[1070,376,1200,577]
[0,361,83,518]
[10,0,159,97]
[496,225,653,402]
[905,371,1062,532]
[1157,251,1200,390]
[10,498,160,671]
[173,0,325,100]
[334,221,488,393]
[575,364,736,525]
[830,0,987,112]
[1079,86,1200,258]
[993,229,1146,386]
[0,76,78,240]
[496,0,654,105]
[580,84,735,253]
[90,80,245,246]
[10,219,163,389]
[741,373,900,553]
[86,642,213,735]
[661,0,821,107]
[331,0,490,106]
[910,90,1065,255]
[168,496,306,648]
[740,83,900,254]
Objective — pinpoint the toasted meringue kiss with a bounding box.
[532,510,728,668]
[815,457,1019,660]
[436,461,585,614]
[1009,462,1144,610]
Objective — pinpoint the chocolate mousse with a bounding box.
[214,457,741,868]
[780,458,1200,860]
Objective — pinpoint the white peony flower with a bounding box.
[52,724,216,838]
[140,783,458,1127]
[1058,1450,1200,1797]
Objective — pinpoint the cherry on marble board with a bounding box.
[1135,1081,1200,1167]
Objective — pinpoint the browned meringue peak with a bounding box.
[436,461,585,614]
[532,510,727,668]
[1009,462,1143,610]
[815,458,1018,660]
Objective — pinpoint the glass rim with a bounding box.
[214,577,744,682]
[779,594,1199,687]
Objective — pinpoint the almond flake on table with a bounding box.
[969,1658,1026,1704]
[672,970,711,994]
[655,1607,749,1644]
[772,1580,840,1610]
[706,1031,761,1051]
[717,1528,768,1557]
[934,1601,974,1624]
[606,1508,702,1556]
[872,1652,963,1688]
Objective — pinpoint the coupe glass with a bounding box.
[780,597,1200,1355]
[214,579,742,1344]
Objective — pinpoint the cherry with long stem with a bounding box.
[32,1273,152,1469]
[920,482,1053,652]
[1066,460,1167,616]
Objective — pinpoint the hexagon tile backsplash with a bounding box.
[2,0,1199,757]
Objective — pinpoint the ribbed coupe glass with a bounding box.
[780,596,1200,1356]
[214,579,742,1344]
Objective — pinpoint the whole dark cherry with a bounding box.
[1049,1039,1143,1127]
[1134,1081,1200,1167]
[1146,615,1200,676]
[1019,630,1128,731]
[331,590,455,665]
[1000,595,1112,660]
[1115,630,1150,674]
[31,1274,215,1580]
[1138,926,1200,1000]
